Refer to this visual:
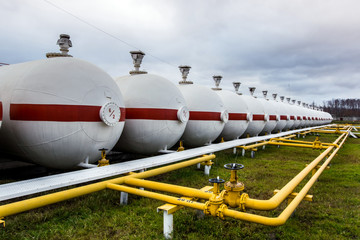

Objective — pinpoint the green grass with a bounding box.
[0,134,359,239]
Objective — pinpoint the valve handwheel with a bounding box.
[224,163,244,170]
[209,177,225,184]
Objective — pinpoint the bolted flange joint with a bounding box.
[238,193,249,212]
[216,204,228,220]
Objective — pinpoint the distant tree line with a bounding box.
[322,98,360,118]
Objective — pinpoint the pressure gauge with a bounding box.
[99,102,121,126]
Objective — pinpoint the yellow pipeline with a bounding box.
[238,141,268,150]
[267,141,328,149]
[107,183,205,210]
[271,138,338,147]
[279,134,296,139]
[271,138,316,144]
[223,130,349,225]
[0,155,215,217]
[123,178,212,200]
[243,132,346,210]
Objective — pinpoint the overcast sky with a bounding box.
[1,0,359,105]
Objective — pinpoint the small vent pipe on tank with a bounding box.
[212,75,222,90]
[233,82,242,95]
[272,93,277,101]
[262,90,268,99]
[178,66,193,84]
[249,87,256,96]
[46,34,73,58]
[129,51,147,75]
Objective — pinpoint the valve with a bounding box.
[205,177,225,216]
[223,163,245,208]
[224,163,244,184]
[209,176,225,194]
[98,148,110,167]
[177,141,185,152]
[312,137,323,150]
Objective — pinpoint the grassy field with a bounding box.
[0,133,359,239]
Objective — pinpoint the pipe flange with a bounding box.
[216,204,228,220]
[221,110,229,123]
[177,106,189,123]
[239,193,249,212]
[204,201,211,215]
[99,102,121,126]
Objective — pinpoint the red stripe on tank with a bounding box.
[10,104,125,122]
[303,116,307,120]
[125,108,178,120]
[229,113,247,121]
[189,111,221,121]
[290,116,295,120]
[269,115,277,121]
[280,115,288,120]
[297,116,301,120]
[120,108,126,121]
[252,114,265,121]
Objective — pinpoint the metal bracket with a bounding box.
[0,217,5,227]
[305,164,330,177]
[200,160,214,166]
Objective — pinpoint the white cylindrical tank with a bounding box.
[258,91,277,135]
[0,36,125,169]
[114,52,188,154]
[326,112,333,124]
[241,87,266,137]
[177,66,227,147]
[314,108,320,126]
[301,103,311,127]
[211,78,249,141]
[295,101,306,128]
[307,105,315,126]
[271,94,286,133]
[285,98,297,129]
[290,99,301,129]
[279,96,293,130]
